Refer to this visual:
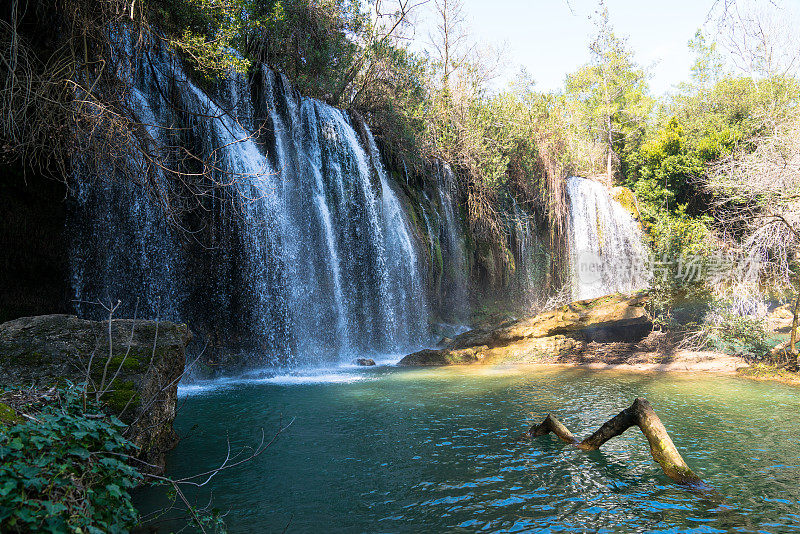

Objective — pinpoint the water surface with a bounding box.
[137,365,800,533]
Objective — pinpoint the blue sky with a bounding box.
[407,0,733,95]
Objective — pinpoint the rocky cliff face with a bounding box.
[0,37,568,371]
[0,315,190,472]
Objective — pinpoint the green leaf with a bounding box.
[67,447,91,459]
[105,484,122,498]
[42,500,68,516]
[0,480,17,496]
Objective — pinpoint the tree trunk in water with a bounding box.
[527,398,706,489]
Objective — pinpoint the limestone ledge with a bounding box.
[0,314,191,473]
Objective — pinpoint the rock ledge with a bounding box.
[0,314,191,472]
[400,293,652,366]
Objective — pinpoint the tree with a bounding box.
[714,0,800,78]
[330,0,424,106]
[687,29,726,90]
[696,0,800,364]
[526,398,707,490]
[565,3,651,182]
[706,114,800,362]
[427,0,471,90]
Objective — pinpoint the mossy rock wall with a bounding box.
[0,314,190,472]
[611,186,641,220]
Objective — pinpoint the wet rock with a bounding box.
[611,186,641,220]
[399,293,651,366]
[767,304,795,334]
[400,347,487,366]
[355,358,375,366]
[0,314,191,473]
[436,337,453,347]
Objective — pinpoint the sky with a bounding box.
[407,0,798,95]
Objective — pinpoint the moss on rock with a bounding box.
[0,401,21,426]
[611,186,641,220]
[100,379,140,412]
[0,315,190,473]
[399,292,652,366]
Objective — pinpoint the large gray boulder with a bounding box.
[0,314,191,473]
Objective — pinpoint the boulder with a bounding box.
[0,314,190,473]
[401,347,488,366]
[355,358,376,366]
[767,304,795,334]
[436,337,453,347]
[399,293,651,366]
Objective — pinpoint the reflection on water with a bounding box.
[136,366,800,533]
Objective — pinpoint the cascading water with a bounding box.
[566,176,650,300]
[70,41,429,368]
[70,38,182,324]
[510,200,548,307]
[435,162,470,319]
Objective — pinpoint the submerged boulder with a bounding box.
[399,293,652,366]
[0,314,191,472]
[355,358,376,366]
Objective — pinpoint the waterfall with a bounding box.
[70,38,182,323]
[566,177,650,300]
[435,162,470,319]
[70,43,429,367]
[510,200,548,307]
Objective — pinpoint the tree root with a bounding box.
[525,398,708,490]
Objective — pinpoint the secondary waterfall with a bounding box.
[435,162,470,320]
[510,200,549,307]
[566,177,650,300]
[70,42,429,367]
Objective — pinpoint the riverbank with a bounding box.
[402,336,800,384]
[534,348,749,374]
[404,344,800,386]
[737,363,800,386]
[402,292,800,384]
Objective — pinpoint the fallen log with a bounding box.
[526,397,707,489]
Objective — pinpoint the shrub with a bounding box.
[709,313,770,356]
[0,384,141,533]
[645,206,715,327]
[700,300,771,358]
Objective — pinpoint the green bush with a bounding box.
[0,384,141,533]
[703,310,771,358]
[645,206,715,327]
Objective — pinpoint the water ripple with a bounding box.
[139,366,800,533]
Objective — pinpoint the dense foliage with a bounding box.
[0,385,141,533]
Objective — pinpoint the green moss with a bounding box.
[572,294,619,309]
[0,345,48,367]
[611,186,641,220]
[0,401,21,426]
[91,353,143,375]
[88,345,171,379]
[99,379,140,413]
[738,363,800,385]
[433,238,444,273]
[404,196,422,231]
[444,351,479,364]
